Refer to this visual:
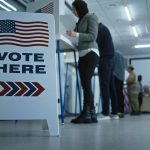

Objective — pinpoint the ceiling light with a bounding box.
[124,6,132,21]
[0,3,11,11]
[134,44,150,48]
[0,0,17,11]
[17,0,27,7]
[132,26,138,37]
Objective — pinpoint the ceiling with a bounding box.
[0,0,150,57]
[85,0,150,56]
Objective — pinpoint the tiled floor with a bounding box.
[0,114,150,150]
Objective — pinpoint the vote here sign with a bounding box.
[0,11,59,136]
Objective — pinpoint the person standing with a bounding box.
[97,23,118,119]
[67,0,99,123]
[137,75,143,112]
[114,51,125,118]
[127,65,140,115]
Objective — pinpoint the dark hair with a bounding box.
[138,75,142,81]
[130,67,134,71]
[72,0,89,19]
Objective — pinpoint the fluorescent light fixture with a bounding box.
[0,3,11,11]
[134,44,150,48]
[17,0,27,7]
[0,0,17,11]
[125,6,132,21]
[132,26,138,37]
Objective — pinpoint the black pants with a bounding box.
[98,56,117,115]
[138,92,143,110]
[114,76,124,113]
[78,51,99,108]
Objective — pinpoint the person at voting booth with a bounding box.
[67,0,99,123]
[114,51,125,118]
[127,65,140,115]
[96,23,119,120]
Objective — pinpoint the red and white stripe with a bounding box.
[0,21,49,47]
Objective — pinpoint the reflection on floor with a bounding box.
[0,114,150,150]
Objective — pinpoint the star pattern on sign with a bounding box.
[0,20,15,33]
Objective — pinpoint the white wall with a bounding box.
[127,54,150,86]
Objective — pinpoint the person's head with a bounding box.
[72,0,89,18]
[127,64,134,73]
[138,75,142,82]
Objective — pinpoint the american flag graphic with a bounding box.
[0,20,49,47]
[36,2,54,14]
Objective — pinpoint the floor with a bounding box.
[0,114,150,150]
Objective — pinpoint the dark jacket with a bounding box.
[96,23,114,57]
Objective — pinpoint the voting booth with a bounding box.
[0,11,59,136]
[27,0,77,51]
[27,0,80,123]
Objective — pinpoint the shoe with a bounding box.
[117,113,124,118]
[71,106,92,124]
[71,114,92,124]
[91,107,98,123]
[110,114,119,120]
[98,114,110,120]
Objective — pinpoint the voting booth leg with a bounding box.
[73,50,82,112]
[75,80,78,115]
[64,63,69,108]
[57,40,64,124]
[98,70,102,113]
[98,96,102,113]
[92,75,96,99]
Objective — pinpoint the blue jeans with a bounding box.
[98,56,117,115]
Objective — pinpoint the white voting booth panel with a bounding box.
[27,0,65,35]
[27,0,80,122]
[27,0,77,51]
[0,11,59,136]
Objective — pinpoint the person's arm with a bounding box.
[78,14,98,42]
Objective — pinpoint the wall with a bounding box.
[127,54,150,86]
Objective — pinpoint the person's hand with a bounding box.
[66,30,77,37]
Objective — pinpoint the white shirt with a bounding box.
[76,33,99,57]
